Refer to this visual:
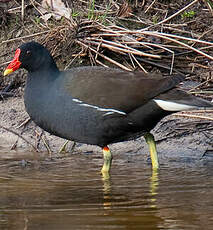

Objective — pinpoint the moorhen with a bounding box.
[3,42,213,173]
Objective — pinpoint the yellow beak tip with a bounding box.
[3,68,13,76]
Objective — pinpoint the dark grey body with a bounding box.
[24,66,213,147]
[24,67,170,147]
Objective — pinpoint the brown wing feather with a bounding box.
[63,66,184,113]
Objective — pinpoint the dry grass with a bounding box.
[1,1,213,98]
[1,1,213,71]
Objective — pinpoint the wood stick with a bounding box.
[174,113,213,121]
[140,31,213,61]
[0,125,38,152]
[152,0,199,26]
[21,0,25,21]
[76,40,132,71]
[84,39,161,58]
[1,31,50,44]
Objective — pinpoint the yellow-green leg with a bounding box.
[144,133,159,169]
[101,146,113,174]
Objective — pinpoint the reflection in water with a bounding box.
[0,151,212,229]
[150,169,159,208]
[102,168,159,211]
[102,175,112,211]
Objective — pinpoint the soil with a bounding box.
[0,96,212,165]
[0,0,213,162]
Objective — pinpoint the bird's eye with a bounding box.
[26,50,31,55]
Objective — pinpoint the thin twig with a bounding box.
[76,40,132,71]
[65,49,85,70]
[145,0,156,13]
[0,61,11,67]
[178,110,213,113]
[0,125,38,152]
[1,31,50,44]
[140,31,213,61]
[84,38,161,58]
[35,130,52,155]
[21,0,25,21]
[130,53,147,73]
[146,0,199,27]
[174,113,213,121]
[17,117,31,129]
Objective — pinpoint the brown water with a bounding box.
[0,149,212,230]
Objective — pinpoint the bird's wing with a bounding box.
[63,66,184,114]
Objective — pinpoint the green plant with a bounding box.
[98,4,110,23]
[181,10,195,20]
[72,10,80,18]
[152,15,158,24]
[34,16,40,24]
[88,0,95,19]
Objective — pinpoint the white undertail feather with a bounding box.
[153,99,198,111]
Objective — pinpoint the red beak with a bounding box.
[3,48,21,76]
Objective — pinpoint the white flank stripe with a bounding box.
[98,108,126,115]
[103,111,115,116]
[72,98,126,115]
[72,98,83,103]
[153,99,197,111]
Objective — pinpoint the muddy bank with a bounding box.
[0,96,212,166]
[0,0,213,165]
